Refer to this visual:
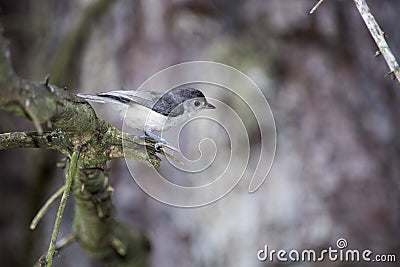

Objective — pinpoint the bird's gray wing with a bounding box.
[97,90,163,109]
[77,90,185,116]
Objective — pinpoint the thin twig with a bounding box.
[30,186,65,230]
[354,0,400,84]
[309,0,326,14]
[45,146,81,266]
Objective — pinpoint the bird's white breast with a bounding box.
[123,104,168,132]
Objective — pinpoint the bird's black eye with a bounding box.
[194,100,201,107]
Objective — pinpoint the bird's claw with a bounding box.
[132,135,178,152]
[154,141,179,152]
[154,142,163,152]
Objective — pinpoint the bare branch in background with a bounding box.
[309,0,326,14]
[310,0,400,85]
[353,0,400,84]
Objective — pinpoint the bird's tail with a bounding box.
[76,93,119,104]
[76,93,132,112]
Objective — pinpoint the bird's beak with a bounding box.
[204,102,216,109]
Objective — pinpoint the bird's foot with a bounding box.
[133,133,178,152]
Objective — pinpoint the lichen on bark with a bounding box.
[0,27,157,266]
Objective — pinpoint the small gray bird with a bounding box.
[77,88,215,149]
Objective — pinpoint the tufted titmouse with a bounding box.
[77,87,215,150]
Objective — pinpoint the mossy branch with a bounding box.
[46,147,80,266]
[0,26,157,266]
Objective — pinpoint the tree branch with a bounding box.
[309,0,326,14]
[0,21,157,265]
[0,131,72,155]
[0,129,160,167]
[354,0,400,84]
[46,147,80,266]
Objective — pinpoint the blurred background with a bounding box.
[0,0,399,266]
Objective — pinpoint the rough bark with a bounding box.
[0,27,158,266]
